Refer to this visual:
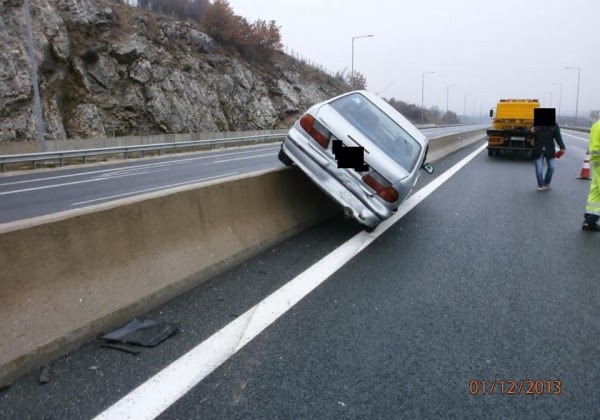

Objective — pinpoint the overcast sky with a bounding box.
[227,0,598,120]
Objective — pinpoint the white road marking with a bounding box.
[71,172,239,205]
[212,151,277,164]
[0,172,141,196]
[93,142,487,420]
[0,146,279,187]
[562,132,589,142]
[94,167,157,179]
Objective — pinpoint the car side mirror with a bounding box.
[421,162,434,174]
[489,109,494,117]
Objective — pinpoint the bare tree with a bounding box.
[348,71,367,90]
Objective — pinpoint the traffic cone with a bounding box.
[577,151,591,180]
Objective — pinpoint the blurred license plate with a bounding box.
[510,136,525,140]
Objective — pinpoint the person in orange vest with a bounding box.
[582,119,600,231]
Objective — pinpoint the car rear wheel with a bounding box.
[278,148,293,166]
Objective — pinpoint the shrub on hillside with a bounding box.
[137,0,210,22]
[200,0,282,61]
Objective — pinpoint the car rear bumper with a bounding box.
[282,129,394,228]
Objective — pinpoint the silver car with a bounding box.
[279,90,434,230]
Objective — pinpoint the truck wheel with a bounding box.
[488,149,495,157]
[278,148,293,166]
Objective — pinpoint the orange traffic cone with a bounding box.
[577,151,591,180]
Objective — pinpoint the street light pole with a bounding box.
[552,82,562,123]
[463,93,471,122]
[421,71,435,124]
[351,34,373,87]
[446,84,456,123]
[565,66,581,125]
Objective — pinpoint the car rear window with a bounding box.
[329,93,422,172]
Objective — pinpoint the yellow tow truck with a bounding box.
[487,99,539,157]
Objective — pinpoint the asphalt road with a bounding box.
[0,125,487,224]
[1,131,597,419]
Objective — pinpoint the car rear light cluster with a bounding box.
[300,114,331,149]
[488,136,504,145]
[362,171,398,203]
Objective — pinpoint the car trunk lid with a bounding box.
[314,104,410,183]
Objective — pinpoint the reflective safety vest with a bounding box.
[591,120,600,164]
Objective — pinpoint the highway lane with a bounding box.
[561,128,591,148]
[1,136,598,418]
[0,144,282,224]
[0,125,486,224]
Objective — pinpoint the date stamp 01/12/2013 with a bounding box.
[469,379,562,396]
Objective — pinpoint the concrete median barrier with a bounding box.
[0,167,338,386]
[427,129,487,162]
[0,128,485,386]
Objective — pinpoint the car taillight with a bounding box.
[362,172,399,203]
[363,173,384,191]
[299,114,331,149]
[378,187,399,203]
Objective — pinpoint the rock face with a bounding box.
[0,0,347,143]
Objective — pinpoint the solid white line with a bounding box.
[93,143,487,420]
[0,146,279,187]
[71,173,240,205]
[0,172,141,196]
[212,151,276,164]
[563,132,589,142]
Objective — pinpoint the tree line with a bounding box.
[132,0,282,60]
[387,98,460,125]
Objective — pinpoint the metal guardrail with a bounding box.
[0,134,286,172]
[0,124,487,173]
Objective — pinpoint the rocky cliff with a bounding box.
[0,0,347,144]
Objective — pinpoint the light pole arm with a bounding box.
[351,34,373,82]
